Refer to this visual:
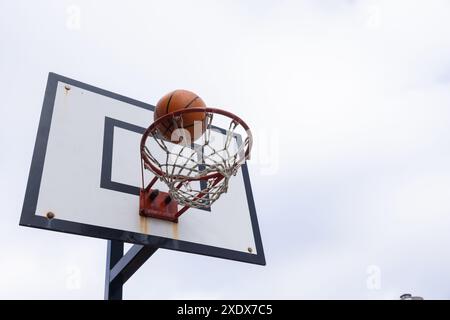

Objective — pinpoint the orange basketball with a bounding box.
[154,90,206,143]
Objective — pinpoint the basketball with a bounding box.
[154,90,206,143]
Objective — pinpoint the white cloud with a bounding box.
[1,0,450,299]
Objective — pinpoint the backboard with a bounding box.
[20,73,265,265]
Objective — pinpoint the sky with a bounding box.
[1,0,450,299]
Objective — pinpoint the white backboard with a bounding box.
[20,73,265,265]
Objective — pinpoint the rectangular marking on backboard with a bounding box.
[100,117,143,196]
[100,116,211,212]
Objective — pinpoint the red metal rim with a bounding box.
[141,107,253,181]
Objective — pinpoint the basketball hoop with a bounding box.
[139,107,252,222]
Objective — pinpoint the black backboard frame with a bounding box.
[19,73,265,266]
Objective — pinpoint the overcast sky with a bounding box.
[1,0,450,299]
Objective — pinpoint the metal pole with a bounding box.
[104,240,124,300]
[104,241,158,300]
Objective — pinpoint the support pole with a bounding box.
[105,241,158,300]
[104,240,124,300]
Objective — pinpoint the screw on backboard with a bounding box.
[46,211,55,219]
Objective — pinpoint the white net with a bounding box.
[142,110,251,209]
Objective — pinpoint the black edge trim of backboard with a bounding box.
[20,72,265,266]
[241,163,266,265]
[19,73,58,226]
[48,73,155,111]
